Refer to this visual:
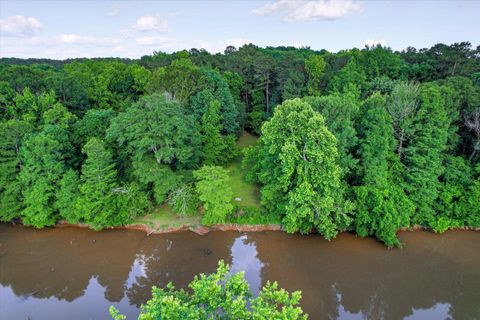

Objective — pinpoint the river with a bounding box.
[0,224,479,319]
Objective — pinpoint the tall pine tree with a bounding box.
[56,169,81,223]
[0,120,31,221]
[403,83,450,226]
[19,128,68,227]
[201,100,225,165]
[354,94,413,247]
[76,137,119,229]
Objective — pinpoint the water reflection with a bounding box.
[0,224,479,320]
[230,234,263,295]
[405,303,452,320]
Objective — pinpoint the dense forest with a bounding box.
[1,42,479,247]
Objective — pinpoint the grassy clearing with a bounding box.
[236,131,258,149]
[133,131,270,230]
[227,131,261,208]
[226,160,261,208]
[132,205,200,231]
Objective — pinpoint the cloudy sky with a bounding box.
[0,0,479,59]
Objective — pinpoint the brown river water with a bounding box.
[0,224,479,320]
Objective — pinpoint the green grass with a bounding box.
[132,205,200,231]
[227,131,260,208]
[236,131,258,149]
[226,160,261,208]
[133,131,272,229]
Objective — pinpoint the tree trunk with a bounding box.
[243,91,249,113]
[451,61,458,76]
[265,72,270,114]
[397,129,405,157]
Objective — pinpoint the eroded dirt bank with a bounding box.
[55,220,283,235]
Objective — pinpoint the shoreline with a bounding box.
[55,220,283,235]
[52,221,480,235]
[6,220,479,235]
[399,225,480,232]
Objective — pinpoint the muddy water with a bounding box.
[0,224,479,320]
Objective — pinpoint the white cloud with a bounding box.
[193,38,251,53]
[133,15,169,32]
[252,0,363,22]
[58,34,121,46]
[0,15,43,37]
[135,36,175,47]
[1,34,145,59]
[13,34,121,48]
[363,39,387,47]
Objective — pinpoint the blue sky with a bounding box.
[0,0,479,59]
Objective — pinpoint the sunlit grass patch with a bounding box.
[133,205,200,230]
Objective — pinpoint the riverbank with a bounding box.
[47,219,480,237]
[55,220,282,235]
[400,225,480,232]
[51,195,280,235]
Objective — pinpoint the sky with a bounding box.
[0,0,479,59]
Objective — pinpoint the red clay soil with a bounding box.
[55,221,282,235]
[400,225,480,232]
[27,221,480,236]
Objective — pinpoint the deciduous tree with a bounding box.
[386,81,419,157]
[256,99,351,239]
[109,261,307,320]
[305,55,326,96]
[194,165,233,225]
[107,94,201,169]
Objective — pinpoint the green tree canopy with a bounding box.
[201,100,226,165]
[254,98,351,239]
[303,94,359,178]
[305,54,326,96]
[107,93,201,169]
[403,83,450,226]
[148,57,205,105]
[0,119,32,221]
[75,137,120,229]
[386,81,420,157]
[354,94,413,246]
[19,127,70,227]
[194,165,234,225]
[55,169,80,223]
[110,261,307,320]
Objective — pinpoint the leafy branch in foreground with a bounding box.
[110,260,307,320]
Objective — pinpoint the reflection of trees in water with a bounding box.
[125,232,265,307]
[253,231,480,320]
[125,231,236,307]
[0,226,238,308]
[0,225,139,302]
[1,225,480,320]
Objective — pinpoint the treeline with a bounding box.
[0,42,479,246]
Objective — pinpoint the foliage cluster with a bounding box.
[110,261,307,320]
[1,42,479,246]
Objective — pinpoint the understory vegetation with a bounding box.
[1,42,479,246]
